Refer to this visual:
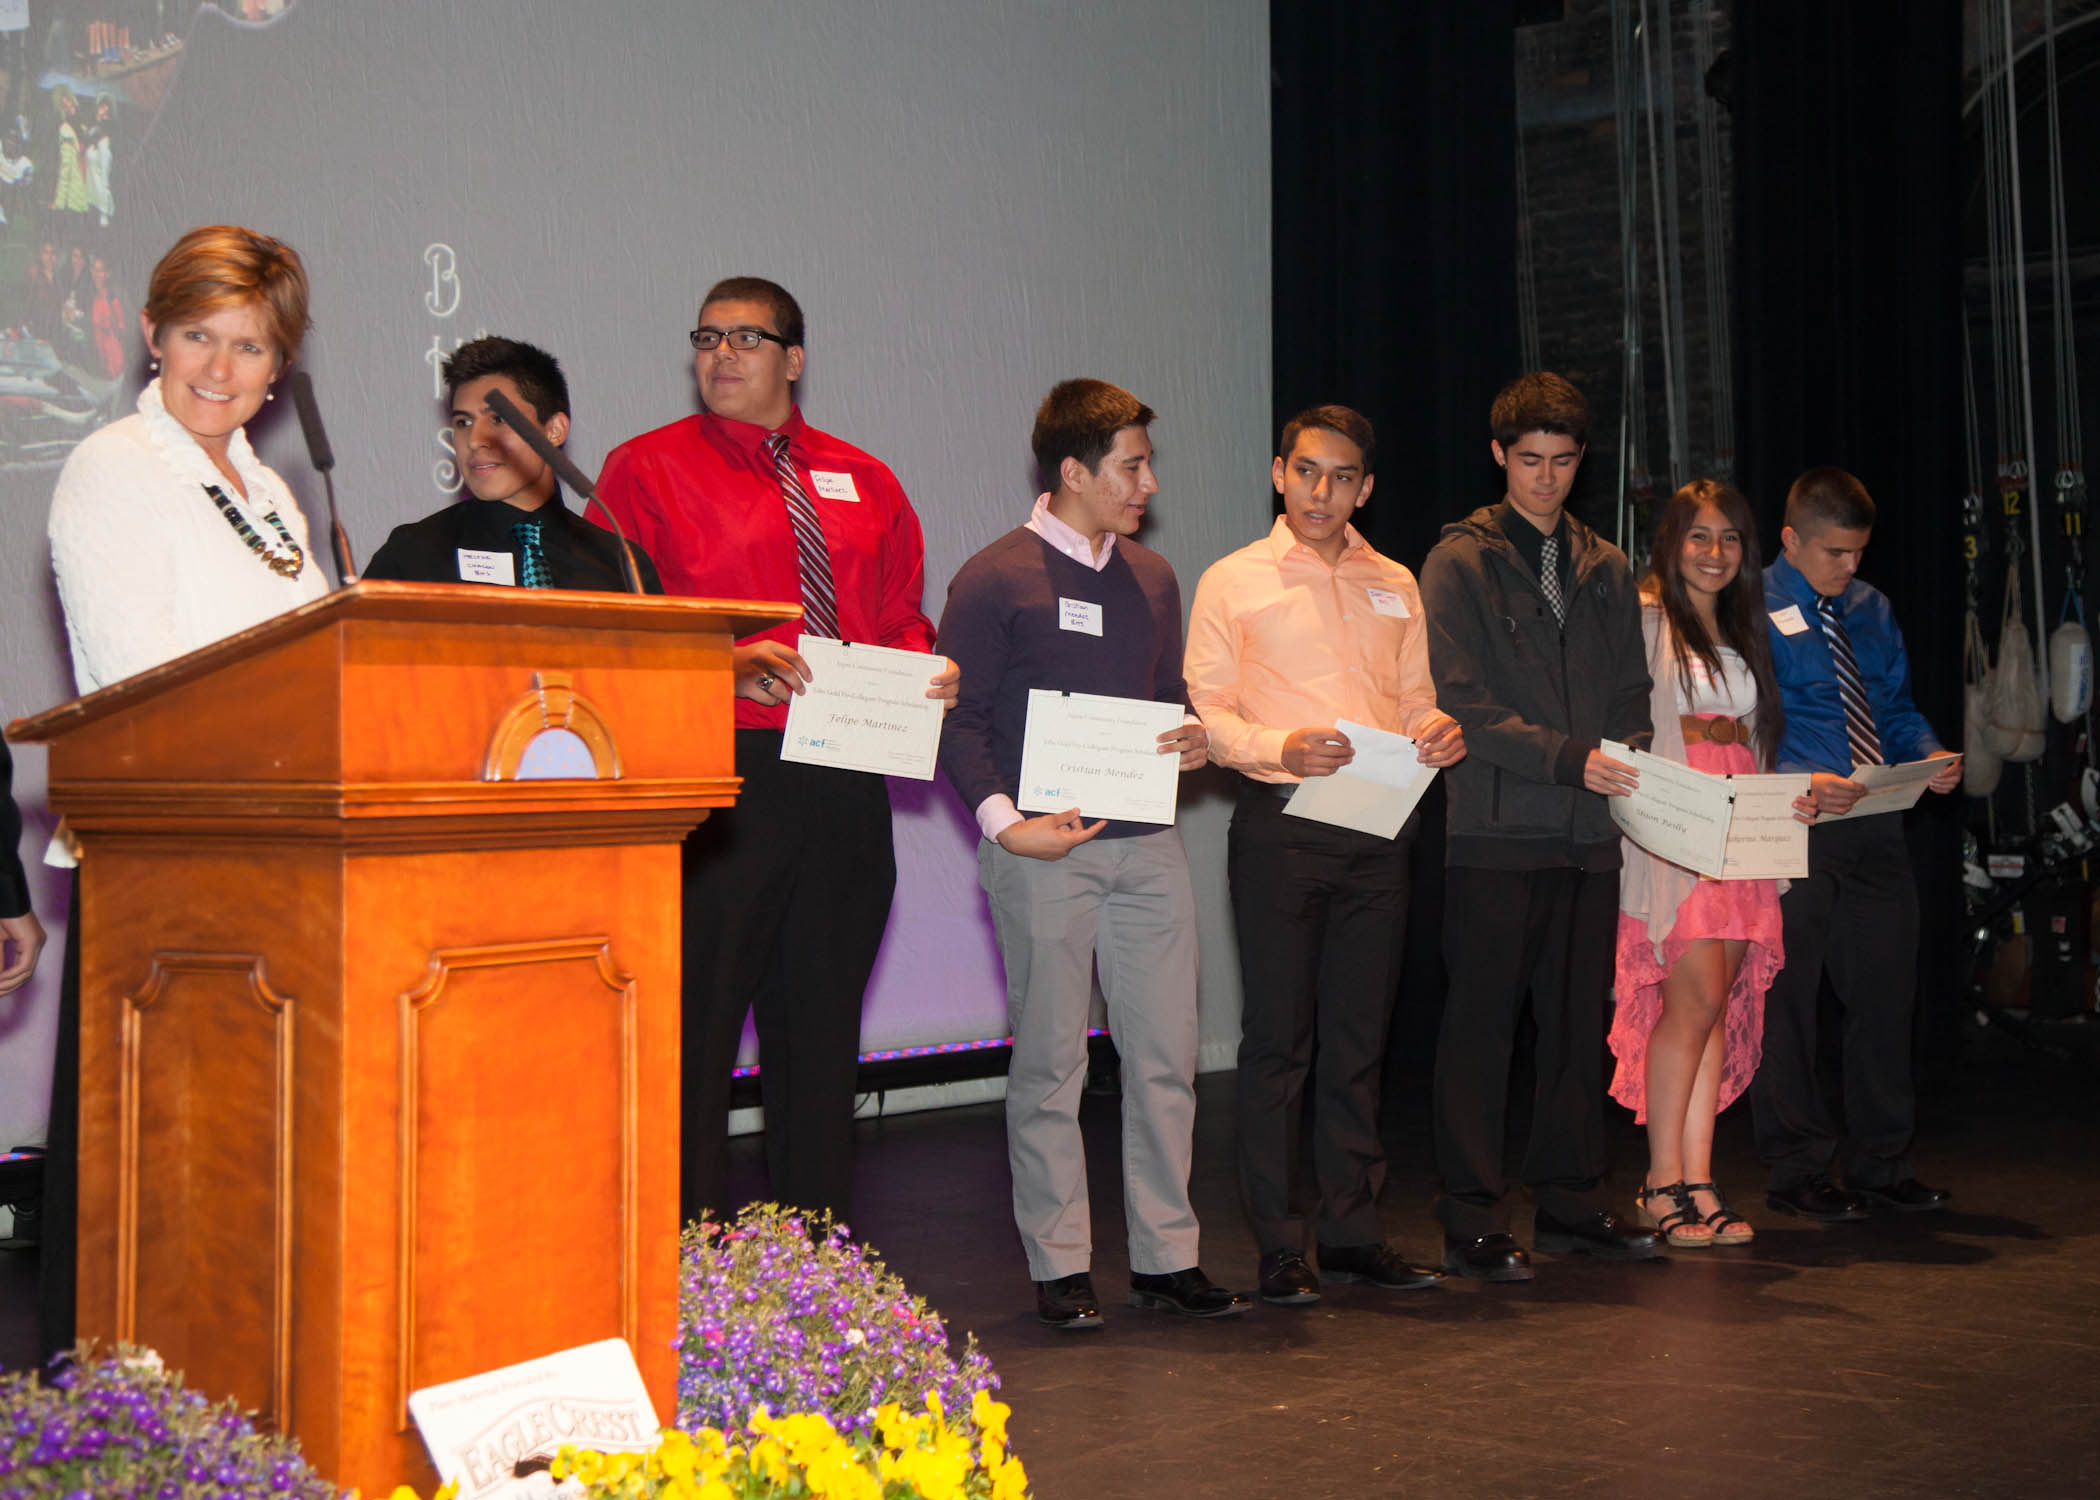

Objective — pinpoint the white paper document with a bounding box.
[1818,756,1954,821]
[408,1338,659,1500]
[1283,718,1438,839]
[1603,738,1735,877]
[1017,689,1185,824]
[1720,772,1812,879]
[779,636,945,780]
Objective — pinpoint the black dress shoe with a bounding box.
[1257,1249,1322,1305]
[1853,1178,1951,1213]
[1128,1266,1251,1318]
[1440,1232,1535,1282]
[1035,1272,1103,1330]
[1317,1240,1444,1290]
[1766,1181,1869,1222]
[1533,1209,1665,1260]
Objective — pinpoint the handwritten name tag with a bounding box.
[458,548,516,586]
[1367,587,1410,619]
[809,470,860,503]
[1768,604,1809,636]
[1059,597,1103,636]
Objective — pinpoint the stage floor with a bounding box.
[3,1024,2094,1498]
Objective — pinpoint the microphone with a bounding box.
[482,385,645,595]
[286,370,358,585]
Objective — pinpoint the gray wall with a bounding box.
[0,0,1271,1142]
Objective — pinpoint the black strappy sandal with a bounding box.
[1683,1181,1754,1245]
[1636,1181,1712,1247]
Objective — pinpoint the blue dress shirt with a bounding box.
[1764,554,1943,775]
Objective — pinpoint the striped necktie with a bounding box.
[1816,594,1883,767]
[766,431,840,640]
[1539,532,1565,626]
[511,519,552,589]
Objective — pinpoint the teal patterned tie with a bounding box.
[511,519,552,589]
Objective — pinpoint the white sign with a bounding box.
[809,470,861,502]
[779,636,945,779]
[408,1339,659,1500]
[1057,597,1103,636]
[1283,719,1437,839]
[1017,689,1184,824]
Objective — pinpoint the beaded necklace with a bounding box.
[204,482,305,579]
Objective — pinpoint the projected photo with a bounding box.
[0,0,298,469]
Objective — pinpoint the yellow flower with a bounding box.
[990,1451,1031,1500]
[971,1388,1011,1451]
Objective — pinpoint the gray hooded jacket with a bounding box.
[1419,502,1653,871]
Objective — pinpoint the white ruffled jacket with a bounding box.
[48,378,329,696]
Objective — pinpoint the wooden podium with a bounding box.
[7,581,793,1495]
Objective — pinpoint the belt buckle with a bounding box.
[1709,716,1740,745]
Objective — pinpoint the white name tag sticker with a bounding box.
[1058,597,1104,636]
[1769,604,1809,635]
[809,470,860,503]
[1367,587,1410,619]
[457,548,516,586]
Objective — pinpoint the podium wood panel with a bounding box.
[12,583,790,1495]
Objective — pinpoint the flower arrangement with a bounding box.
[0,1343,340,1500]
[677,1206,998,1441]
[551,1391,1028,1500]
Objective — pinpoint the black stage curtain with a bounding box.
[1271,0,1519,574]
[1271,2,1518,1091]
[1730,2,1968,1076]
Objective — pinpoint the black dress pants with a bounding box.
[1434,863,1615,1238]
[1229,783,1413,1255]
[1751,812,1917,1191]
[36,871,80,1362]
[679,730,896,1229]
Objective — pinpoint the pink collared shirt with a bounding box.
[1185,516,1445,781]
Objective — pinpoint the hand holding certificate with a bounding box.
[779,637,947,780]
[1818,755,1959,821]
[1602,738,1734,876]
[1284,719,1439,839]
[1017,690,1186,824]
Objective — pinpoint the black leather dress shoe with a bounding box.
[1257,1249,1322,1305]
[1035,1272,1104,1330]
[1854,1178,1951,1213]
[1766,1181,1869,1222]
[1533,1209,1665,1260]
[1441,1232,1535,1282]
[1128,1266,1251,1318]
[1318,1240,1444,1290]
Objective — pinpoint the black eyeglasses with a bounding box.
[689,327,788,352]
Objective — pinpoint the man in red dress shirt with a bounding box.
[598,277,957,1229]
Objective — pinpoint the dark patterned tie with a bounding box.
[511,519,552,589]
[1816,594,1883,767]
[1539,532,1565,626]
[766,431,840,640]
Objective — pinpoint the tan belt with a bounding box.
[1680,713,1749,746]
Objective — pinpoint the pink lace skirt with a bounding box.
[1608,737,1784,1123]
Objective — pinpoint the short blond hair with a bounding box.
[142,225,311,366]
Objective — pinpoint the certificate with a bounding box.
[778,637,945,780]
[1284,718,1438,839]
[1602,738,1734,877]
[1819,756,1955,821]
[1720,773,1811,880]
[1017,689,1185,824]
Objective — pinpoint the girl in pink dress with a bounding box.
[1613,479,1814,1246]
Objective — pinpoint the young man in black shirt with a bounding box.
[365,336,661,593]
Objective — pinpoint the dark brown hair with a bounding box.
[1031,379,1155,489]
[1279,404,1375,471]
[1648,477,1785,769]
[698,275,805,350]
[1784,466,1876,534]
[1490,371,1591,448]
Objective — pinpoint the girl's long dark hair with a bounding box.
[1647,478,1785,769]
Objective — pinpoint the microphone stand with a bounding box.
[482,386,645,595]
